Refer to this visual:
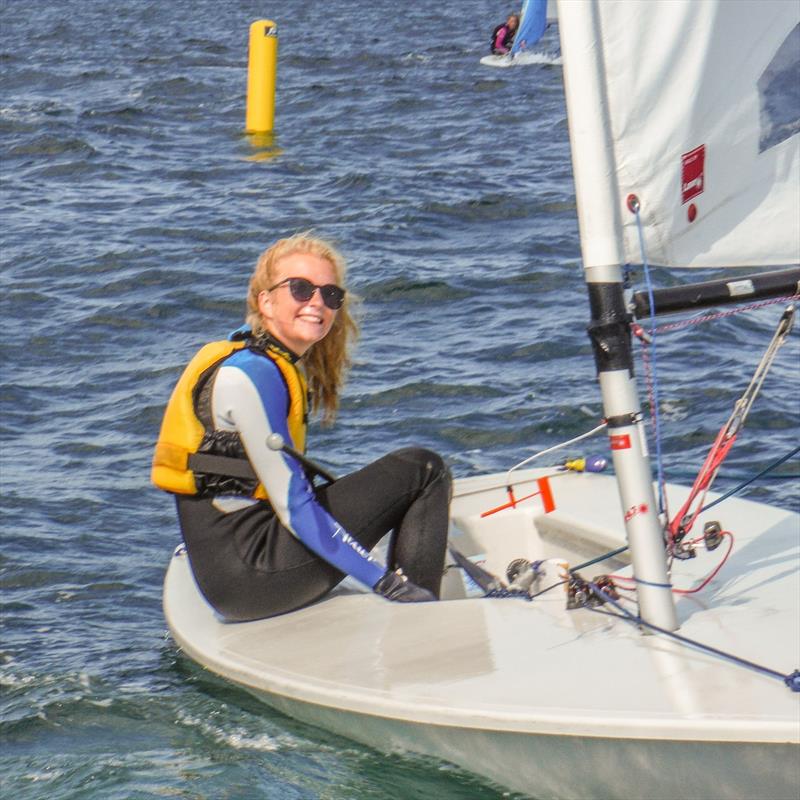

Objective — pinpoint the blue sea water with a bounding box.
[1,2,798,798]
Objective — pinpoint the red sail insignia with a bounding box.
[681,145,705,204]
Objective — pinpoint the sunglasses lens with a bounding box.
[288,278,315,302]
[285,278,345,310]
[321,285,345,310]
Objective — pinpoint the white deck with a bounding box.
[164,469,800,799]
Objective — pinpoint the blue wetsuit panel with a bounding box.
[220,348,385,589]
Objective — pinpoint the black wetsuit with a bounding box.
[174,342,451,622]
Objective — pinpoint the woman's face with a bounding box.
[258,251,340,355]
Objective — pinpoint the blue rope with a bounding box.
[585,581,799,691]
[571,545,629,572]
[632,208,667,514]
[701,444,800,513]
[629,576,672,589]
[486,588,533,601]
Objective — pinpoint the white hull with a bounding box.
[479,54,515,68]
[163,468,800,799]
[480,52,561,69]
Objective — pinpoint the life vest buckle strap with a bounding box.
[187,452,258,481]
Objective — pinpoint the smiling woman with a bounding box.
[151,233,453,621]
[246,236,353,421]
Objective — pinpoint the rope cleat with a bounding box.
[703,520,724,551]
[592,575,620,601]
[566,574,591,609]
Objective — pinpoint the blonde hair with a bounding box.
[245,233,359,423]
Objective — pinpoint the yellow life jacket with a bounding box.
[151,334,308,498]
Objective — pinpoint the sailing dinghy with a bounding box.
[480,0,557,69]
[164,2,800,798]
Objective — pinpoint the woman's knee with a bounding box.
[392,446,451,487]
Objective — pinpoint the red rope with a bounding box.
[610,531,734,595]
[619,294,793,598]
[668,427,738,544]
[673,532,735,594]
[632,297,797,545]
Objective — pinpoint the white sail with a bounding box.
[561,0,800,269]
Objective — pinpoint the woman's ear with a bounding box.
[257,289,272,322]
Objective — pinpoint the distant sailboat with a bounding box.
[481,0,558,69]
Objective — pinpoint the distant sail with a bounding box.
[510,0,548,57]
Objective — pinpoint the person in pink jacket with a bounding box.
[491,12,519,55]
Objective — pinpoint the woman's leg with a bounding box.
[315,447,451,596]
[176,447,451,620]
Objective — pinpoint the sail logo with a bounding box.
[681,145,705,203]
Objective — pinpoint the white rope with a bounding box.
[504,421,608,485]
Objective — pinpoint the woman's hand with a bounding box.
[374,569,436,602]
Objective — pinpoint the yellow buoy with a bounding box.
[245,20,278,133]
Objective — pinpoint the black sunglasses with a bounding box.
[268,277,346,310]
